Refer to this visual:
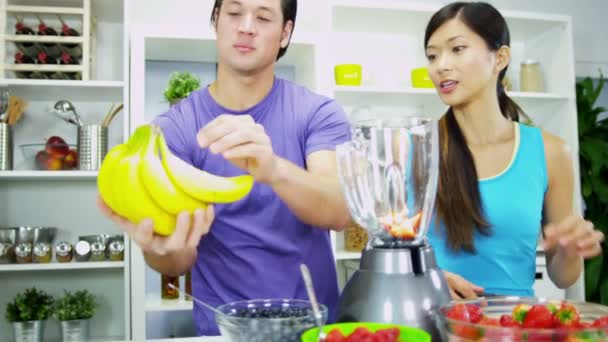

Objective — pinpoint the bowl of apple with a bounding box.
[439,297,608,341]
[20,136,78,171]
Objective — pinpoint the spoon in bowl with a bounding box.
[300,264,327,341]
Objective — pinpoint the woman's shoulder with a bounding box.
[538,127,573,178]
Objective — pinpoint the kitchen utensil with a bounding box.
[0,122,13,170]
[334,64,362,86]
[102,103,123,127]
[167,283,227,317]
[53,100,83,126]
[334,116,451,341]
[0,89,9,123]
[299,264,326,342]
[8,96,27,126]
[77,124,108,170]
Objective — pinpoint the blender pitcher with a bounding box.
[335,116,450,340]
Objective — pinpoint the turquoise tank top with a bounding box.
[426,123,548,296]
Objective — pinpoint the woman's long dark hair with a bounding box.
[425,2,528,252]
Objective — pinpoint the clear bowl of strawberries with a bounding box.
[439,297,608,341]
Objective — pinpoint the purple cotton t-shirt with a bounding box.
[152,77,351,336]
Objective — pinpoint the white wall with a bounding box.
[129,0,608,79]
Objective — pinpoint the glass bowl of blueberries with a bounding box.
[215,298,327,342]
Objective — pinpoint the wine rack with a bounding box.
[0,0,95,81]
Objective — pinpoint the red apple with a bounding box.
[45,136,69,157]
[35,150,49,170]
[63,149,78,169]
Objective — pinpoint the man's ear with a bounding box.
[280,20,293,48]
[495,45,511,74]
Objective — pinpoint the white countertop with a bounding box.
[142,337,227,342]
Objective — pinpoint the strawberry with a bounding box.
[522,304,555,329]
[326,328,346,342]
[375,328,400,341]
[592,316,608,328]
[466,304,484,323]
[500,314,519,327]
[479,316,500,326]
[446,303,471,322]
[512,304,531,324]
[383,212,421,239]
[554,303,580,327]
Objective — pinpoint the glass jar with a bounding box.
[0,242,15,264]
[33,242,52,263]
[90,241,106,262]
[344,224,368,252]
[520,60,544,92]
[55,241,73,263]
[74,240,91,262]
[185,271,192,301]
[15,243,32,263]
[108,240,125,261]
[161,275,180,300]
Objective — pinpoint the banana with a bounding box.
[157,128,254,203]
[140,127,207,215]
[97,143,128,217]
[117,125,176,235]
[96,123,254,236]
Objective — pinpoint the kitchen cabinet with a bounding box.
[0,0,130,341]
[126,0,582,339]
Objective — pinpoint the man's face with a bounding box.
[214,0,292,75]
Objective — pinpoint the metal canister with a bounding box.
[33,243,52,263]
[74,240,91,262]
[90,241,106,262]
[108,240,124,261]
[15,243,32,263]
[77,124,108,171]
[55,241,73,263]
[0,123,13,171]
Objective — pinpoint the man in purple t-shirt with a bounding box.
[98,0,352,336]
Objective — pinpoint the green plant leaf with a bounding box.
[585,254,604,300]
[163,71,201,104]
[53,289,98,321]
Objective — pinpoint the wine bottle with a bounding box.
[58,15,82,58]
[59,51,81,80]
[36,14,61,58]
[14,16,40,58]
[37,51,61,80]
[14,52,34,78]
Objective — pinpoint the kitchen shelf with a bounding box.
[0,170,98,180]
[4,34,84,44]
[6,4,84,15]
[334,86,568,100]
[0,261,124,272]
[1,78,124,101]
[334,250,362,260]
[146,297,193,312]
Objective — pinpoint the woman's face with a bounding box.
[425,18,503,108]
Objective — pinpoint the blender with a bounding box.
[335,117,451,340]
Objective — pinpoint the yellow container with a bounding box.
[334,64,362,86]
[411,67,435,88]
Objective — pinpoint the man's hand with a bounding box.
[97,195,214,275]
[197,114,278,184]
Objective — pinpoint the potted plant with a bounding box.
[53,289,98,342]
[5,287,54,342]
[576,73,608,305]
[163,71,201,106]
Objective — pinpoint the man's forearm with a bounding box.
[270,157,352,230]
[144,248,197,277]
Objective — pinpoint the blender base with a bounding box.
[336,243,451,341]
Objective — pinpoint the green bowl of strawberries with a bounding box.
[300,322,430,342]
[439,297,608,341]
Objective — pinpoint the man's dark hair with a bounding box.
[210,0,297,60]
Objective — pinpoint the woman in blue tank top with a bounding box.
[422,2,605,299]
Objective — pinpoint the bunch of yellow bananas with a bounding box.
[97,124,254,235]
